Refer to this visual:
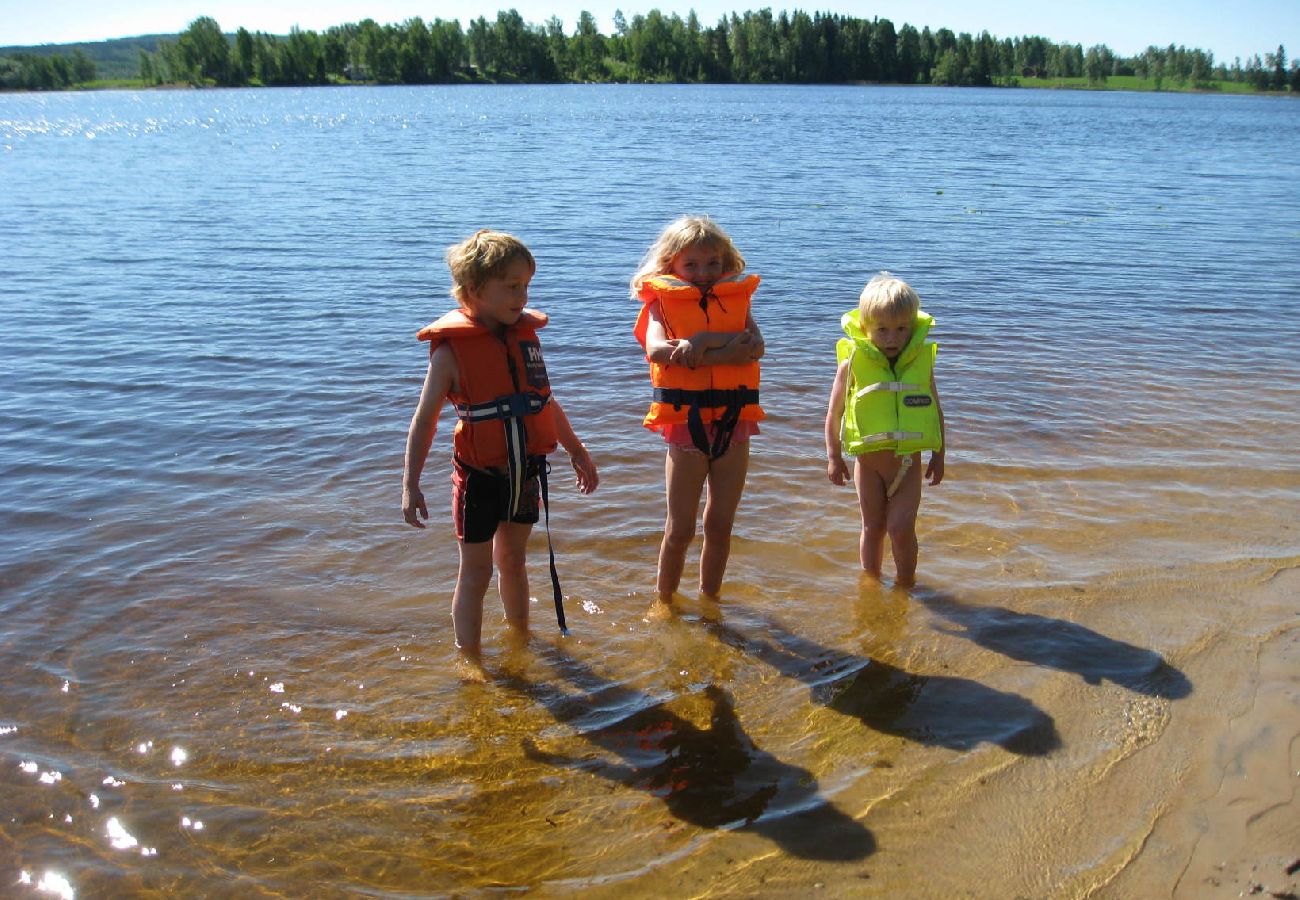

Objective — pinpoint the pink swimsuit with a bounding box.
[660,420,760,453]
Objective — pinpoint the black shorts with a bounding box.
[451,457,541,544]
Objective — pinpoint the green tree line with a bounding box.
[9,9,1297,92]
[0,50,95,89]
[143,11,1300,92]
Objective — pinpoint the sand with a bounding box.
[1096,568,1299,899]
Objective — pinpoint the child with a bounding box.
[825,272,945,587]
[631,215,764,613]
[402,229,598,664]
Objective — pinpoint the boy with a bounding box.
[402,230,598,663]
[825,272,944,587]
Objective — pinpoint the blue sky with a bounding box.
[3,0,1297,64]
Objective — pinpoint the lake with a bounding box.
[1,83,1298,897]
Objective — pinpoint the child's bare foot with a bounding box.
[453,644,489,683]
[503,620,531,652]
[645,592,681,622]
[697,591,723,623]
[453,657,489,683]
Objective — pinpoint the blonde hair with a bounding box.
[858,271,920,326]
[630,215,746,297]
[446,229,535,304]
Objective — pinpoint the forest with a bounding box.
[3,9,1298,94]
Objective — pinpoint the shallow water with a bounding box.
[1,84,1298,897]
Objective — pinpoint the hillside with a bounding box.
[0,35,176,80]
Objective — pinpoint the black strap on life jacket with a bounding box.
[452,390,552,520]
[652,386,760,460]
[535,456,568,635]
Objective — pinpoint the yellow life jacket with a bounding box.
[837,309,942,456]
[633,273,764,458]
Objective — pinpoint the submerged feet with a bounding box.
[645,590,724,623]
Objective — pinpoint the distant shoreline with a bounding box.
[5,12,1296,95]
[2,78,1289,97]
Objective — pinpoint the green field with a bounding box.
[1009,74,1263,93]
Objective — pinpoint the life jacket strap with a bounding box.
[454,391,550,518]
[853,381,921,399]
[886,455,914,499]
[859,430,925,445]
[653,387,759,460]
[454,391,550,423]
[536,457,569,635]
[651,387,760,409]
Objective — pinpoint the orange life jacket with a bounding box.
[417,307,559,475]
[633,273,764,458]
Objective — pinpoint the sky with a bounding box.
[2,0,1297,65]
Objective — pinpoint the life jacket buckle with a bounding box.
[496,392,529,419]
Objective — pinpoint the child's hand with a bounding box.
[669,338,703,369]
[828,455,852,486]
[926,450,945,486]
[745,327,765,359]
[402,485,427,528]
[665,339,684,365]
[569,447,599,494]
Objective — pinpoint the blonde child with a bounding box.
[402,230,598,663]
[825,273,945,587]
[631,216,764,612]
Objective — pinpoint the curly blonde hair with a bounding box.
[629,215,746,297]
[446,229,535,304]
[858,271,920,326]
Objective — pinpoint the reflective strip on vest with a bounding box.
[859,431,925,444]
[454,391,549,518]
[454,392,550,423]
[853,381,921,399]
[503,415,527,519]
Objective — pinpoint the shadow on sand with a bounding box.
[504,653,875,861]
[704,606,1063,757]
[913,587,1193,700]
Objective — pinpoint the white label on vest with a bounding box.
[520,340,549,390]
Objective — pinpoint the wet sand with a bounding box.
[734,566,1300,900]
[1098,569,1299,900]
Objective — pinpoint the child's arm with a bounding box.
[549,399,599,494]
[825,359,852,486]
[926,376,946,486]
[402,345,456,528]
[744,311,765,359]
[697,311,765,367]
[644,302,762,369]
[643,303,724,368]
[642,302,685,364]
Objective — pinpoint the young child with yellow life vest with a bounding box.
[632,216,765,615]
[402,230,598,665]
[825,273,945,587]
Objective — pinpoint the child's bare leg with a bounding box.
[453,539,495,660]
[493,521,533,634]
[854,457,888,577]
[885,454,924,586]
[699,440,750,599]
[656,446,709,602]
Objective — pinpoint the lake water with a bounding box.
[1,84,1298,897]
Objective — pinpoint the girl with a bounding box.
[631,216,764,612]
